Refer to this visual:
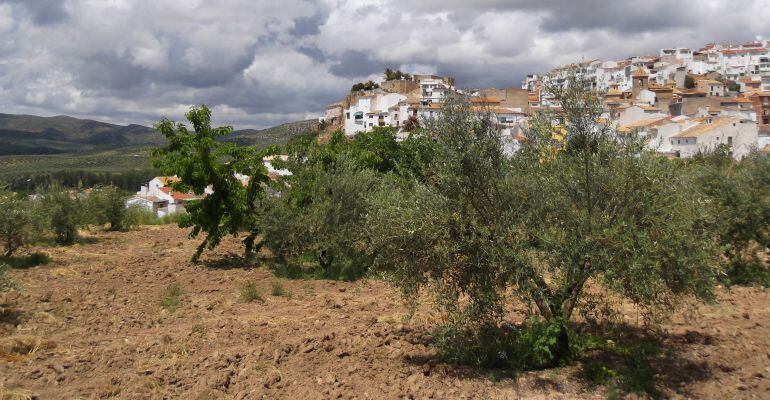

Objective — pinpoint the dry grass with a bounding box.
[0,336,56,363]
[0,386,34,400]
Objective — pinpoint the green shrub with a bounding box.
[87,186,136,231]
[40,185,86,245]
[159,283,183,312]
[0,187,35,257]
[687,150,770,287]
[0,263,13,292]
[434,319,583,370]
[262,156,377,281]
[131,209,187,226]
[270,281,286,297]
[0,252,51,269]
[239,281,263,302]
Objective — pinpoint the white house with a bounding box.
[643,115,698,153]
[669,117,759,159]
[617,104,668,127]
[344,91,406,135]
[126,176,201,217]
[414,74,456,105]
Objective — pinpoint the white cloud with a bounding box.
[0,0,769,128]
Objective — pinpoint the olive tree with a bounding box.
[367,71,719,367]
[88,186,136,231]
[688,149,770,285]
[152,105,276,261]
[41,185,86,245]
[261,128,407,280]
[0,187,34,257]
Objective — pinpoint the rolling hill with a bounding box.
[0,113,318,188]
[0,113,318,156]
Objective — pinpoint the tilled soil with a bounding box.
[0,226,768,399]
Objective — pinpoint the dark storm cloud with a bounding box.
[329,50,386,78]
[2,0,69,25]
[0,0,768,128]
[291,14,324,37]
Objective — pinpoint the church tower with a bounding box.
[631,67,649,99]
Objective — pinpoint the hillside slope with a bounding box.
[0,113,316,156]
[0,114,162,152]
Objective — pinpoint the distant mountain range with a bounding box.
[0,113,317,156]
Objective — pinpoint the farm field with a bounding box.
[0,148,153,177]
[0,226,768,399]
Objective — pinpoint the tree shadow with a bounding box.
[572,323,713,399]
[0,307,24,334]
[200,253,259,270]
[399,322,714,399]
[0,252,52,269]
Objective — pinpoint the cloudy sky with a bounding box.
[1,0,769,129]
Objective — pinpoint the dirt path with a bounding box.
[1,226,768,399]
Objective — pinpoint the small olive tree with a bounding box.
[41,185,86,245]
[367,72,719,367]
[88,186,136,231]
[687,149,770,285]
[509,73,718,360]
[261,128,408,280]
[0,187,34,257]
[152,105,276,261]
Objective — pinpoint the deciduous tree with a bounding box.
[152,105,276,261]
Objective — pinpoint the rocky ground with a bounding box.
[0,226,768,399]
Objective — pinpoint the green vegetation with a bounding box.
[270,281,286,297]
[39,185,87,245]
[0,263,13,292]
[261,127,434,280]
[0,252,51,269]
[225,120,318,147]
[366,72,718,369]
[87,186,137,231]
[685,75,696,89]
[159,283,183,312]
[239,281,263,302]
[350,80,379,92]
[141,70,766,398]
[687,147,770,286]
[0,113,311,193]
[384,68,412,81]
[0,187,35,256]
[152,105,278,262]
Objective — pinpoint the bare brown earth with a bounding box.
[0,226,768,399]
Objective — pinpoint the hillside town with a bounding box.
[130,40,770,217]
[321,40,770,160]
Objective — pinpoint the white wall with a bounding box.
[671,120,758,159]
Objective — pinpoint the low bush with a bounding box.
[270,282,286,297]
[239,281,263,302]
[131,209,188,226]
[723,256,770,287]
[434,318,586,370]
[580,337,663,398]
[0,263,13,292]
[159,283,183,312]
[0,252,51,269]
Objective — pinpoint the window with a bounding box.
[346,112,350,119]
[677,139,681,144]
[728,136,733,146]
